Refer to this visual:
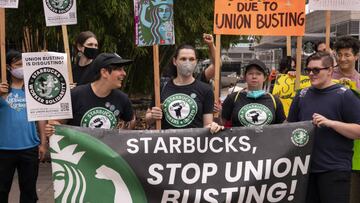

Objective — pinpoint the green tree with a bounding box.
[5,0,240,95]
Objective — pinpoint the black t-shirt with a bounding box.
[288,84,360,172]
[72,62,91,84]
[222,91,285,127]
[68,84,133,129]
[155,79,214,129]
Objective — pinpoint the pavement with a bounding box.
[9,162,54,203]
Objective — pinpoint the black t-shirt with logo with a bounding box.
[157,79,214,129]
[288,84,360,172]
[222,91,285,127]
[68,84,133,129]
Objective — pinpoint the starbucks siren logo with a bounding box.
[28,67,66,105]
[238,103,273,126]
[49,131,147,202]
[81,107,118,129]
[291,128,309,147]
[163,93,198,127]
[45,0,73,14]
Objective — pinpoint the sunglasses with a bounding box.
[304,67,330,75]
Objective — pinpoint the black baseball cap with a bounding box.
[245,59,269,75]
[91,53,133,73]
[79,53,133,84]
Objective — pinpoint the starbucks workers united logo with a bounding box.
[238,103,273,126]
[163,93,198,127]
[45,0,73,14]
[28,67,66,105]
[291,128,309,147]
[81,107,118,129]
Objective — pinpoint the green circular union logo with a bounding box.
[163,93,198,127]
[238,103,273,127]
[46,0,73,14]
[291,128,309,147]
[28,67,66,105]
[81,107,117,129]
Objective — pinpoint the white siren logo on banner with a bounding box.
[45,0,74,14]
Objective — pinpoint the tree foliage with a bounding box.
[5,0,240,95]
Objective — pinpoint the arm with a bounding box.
[312,113,360,139]
[37,120,48,161]
[203,34,218,81]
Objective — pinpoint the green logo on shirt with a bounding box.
[81,107,117,129]
[238,103,273,126]
[163,93,198,127]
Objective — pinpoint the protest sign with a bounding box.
[50,121,314,202]
[0,0,18,8]
[273,74,358,116]
[213,0,306,36]
[42,0,77,26]
[23,52,72,121]
[272,74,311,116]
[134,0,175,46]
[308,0,360,11]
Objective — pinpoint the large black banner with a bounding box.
[50,121,314,203]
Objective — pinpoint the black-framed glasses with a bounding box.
[304,67,330,75]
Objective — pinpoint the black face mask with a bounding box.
[83,47,99,59]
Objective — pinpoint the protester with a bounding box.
[145,44,222,133]
[333,35,360,203]
[0,50,47,203]
[288,52,360,203]
[72,31,99,85]
[45,53,134,135]
[221,59,286,127]
[279,56,296,74]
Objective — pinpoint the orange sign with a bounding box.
[214,0,306,36]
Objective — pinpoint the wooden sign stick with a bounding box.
[286,36,292,56]
[325,11,331,51]
[61,25,73,83]
[295,36,303,90]
[153,44,161,129]
[214,34,221,118]
[0,8,6,82]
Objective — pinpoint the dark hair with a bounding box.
[92,65,125,82]
[163,44,197,78]
[315,41,334,52]
[73,31,97,61]
[334,36,360,55]
[5,50,22,92]
[306,51,334,68]
[279,56,296,74]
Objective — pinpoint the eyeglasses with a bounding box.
[304,67,330,75]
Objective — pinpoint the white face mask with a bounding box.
[10,67,24,79]
[177,61,196,77]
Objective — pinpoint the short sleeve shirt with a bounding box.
[68,84,133,129]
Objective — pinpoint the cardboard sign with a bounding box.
[51,121,314,203]
[134,0,175,46]
[23,52,73,121]
[309,0,360,11]
[0,0,19,8]
[213,0,306,36]
[42,0,77,26]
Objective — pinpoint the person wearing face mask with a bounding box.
[72,31,99,85]
[221,59,285,127]
[0,50,47,203]
[145,44,222,133]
